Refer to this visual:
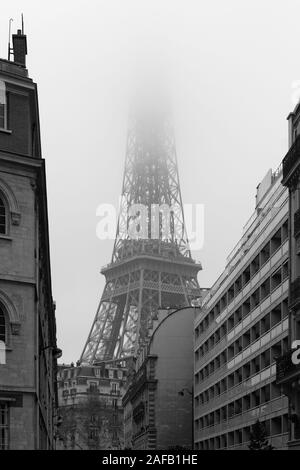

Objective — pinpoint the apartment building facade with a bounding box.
[194,166,289,450]
[123,307,195,450]
[57,363,126,449]
[0,29,58,449]
[276,101,300,449]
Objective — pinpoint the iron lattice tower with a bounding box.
[80,109,202,364]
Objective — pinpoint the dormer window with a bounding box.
[0,81,7,130]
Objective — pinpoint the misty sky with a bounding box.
[1,1,299,363]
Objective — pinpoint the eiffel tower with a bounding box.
[80,106,202,365]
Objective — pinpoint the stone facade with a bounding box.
[123,307,195,450]
[57,363,126,449]
[0,32,58,449]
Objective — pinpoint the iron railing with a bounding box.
[294,208,300,237]
[283,135,300,182]
[133,401,145,422]
[291,276,300,308]
[276,349,300,383]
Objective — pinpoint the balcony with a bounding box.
[195,396,288,441]
[276,349,300,385]
[282,135,300,187]
[291,277,300,309]
[294,209,300,238]
[133,401,145,423]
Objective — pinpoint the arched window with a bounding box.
[0,195,6,234]
[0,305,5,344]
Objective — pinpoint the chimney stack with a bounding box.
[12,29,27,67]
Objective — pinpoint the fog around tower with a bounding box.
[0,0,298,363]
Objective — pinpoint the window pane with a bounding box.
[0,403,9,450]
[0,197,6,234]
[0,81,6,105]
[0,306,5,343]
[0,81,6,129]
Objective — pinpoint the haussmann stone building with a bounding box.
[0,28,59,449]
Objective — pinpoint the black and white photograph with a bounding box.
[0,0,300,456]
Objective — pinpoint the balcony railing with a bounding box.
[133,401,145,422]
[294,209,300,237]
[283,135,300,184]
[195,396,288,440]
[276,350,300,384]
[291,277,300,308]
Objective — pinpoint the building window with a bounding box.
[117,370,123,379]
[0,403,9,450]
[0,81,7,129]
[0,195,7,235]
[0,306,6,344]
[111,382,119,394]
[89,429,98,440]
[89,382,98,392]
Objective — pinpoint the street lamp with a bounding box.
[40,345,63,359]
[178,387,194,450]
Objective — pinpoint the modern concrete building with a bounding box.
[276,102,300,449]
[123,307,196,450]
[0,28,58,449]
[194,166,290,450]
[57,362,126,449]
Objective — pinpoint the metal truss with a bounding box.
[112,113,191,262]
[80,111,201,365]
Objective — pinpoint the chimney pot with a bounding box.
[12,31,27,67]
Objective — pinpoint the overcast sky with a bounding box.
[1,1,299,363]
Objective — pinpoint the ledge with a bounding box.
[0,128,12,135]
[0,234,12,241]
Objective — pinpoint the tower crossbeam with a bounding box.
[80,110,202,364]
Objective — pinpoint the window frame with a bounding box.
[0,193,8,236]
[0,307,6,342]
[0,304,8,356]
[0,402,9,450]
[0,80,7,131]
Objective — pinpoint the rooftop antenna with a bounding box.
[21,13,24,34]
[8,18,13,61]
